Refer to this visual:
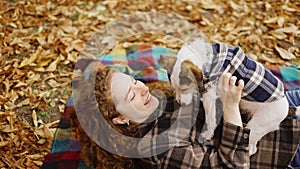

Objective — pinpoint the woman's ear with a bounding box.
[112,115,129,125]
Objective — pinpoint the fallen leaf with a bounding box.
[105,0,118,10]
[37,138,46,144]
[14,82,27,88]
[259,53,278,64]
[264,17,279,24]
[275,26,298,33]
[47,79,59,88]
[19,57,36,68]
[67,52,77,63]
[271,31,287,40]
[1,1,299,168]
[0,125,17,133]
[32,110,38,127]
[0,141,9,147]
[46,57,59,72]
[275,46,296,60]
[61,26,79,36]
[282,5,297,12]
[17,98,30,107]
[277,17,285,27]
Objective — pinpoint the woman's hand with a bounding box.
[217,66,244,127]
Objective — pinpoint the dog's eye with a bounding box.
[180,77,192,84]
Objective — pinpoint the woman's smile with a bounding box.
[144,93,151,105]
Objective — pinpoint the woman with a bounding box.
[73,64,251,169]
[73,61,299,168]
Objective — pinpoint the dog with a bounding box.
[158,38,289,155]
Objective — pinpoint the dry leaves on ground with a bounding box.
[0,0,299,168]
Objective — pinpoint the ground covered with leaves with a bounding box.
[0,0,299,168]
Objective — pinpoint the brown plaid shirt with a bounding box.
[134,98,300,169]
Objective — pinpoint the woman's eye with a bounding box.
[129,79,137,101]
[130,93,135,101]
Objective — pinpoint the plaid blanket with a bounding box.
[42,44,300,169]
[97,44,177,81]
[265,64,300,108]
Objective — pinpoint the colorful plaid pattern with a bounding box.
[97,44,177,82]
[265,64,300,108]
[41,98,91,169]
[42,44,300,169]
[265,64,300,91]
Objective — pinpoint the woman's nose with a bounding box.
[133,83,149,95]
[141,85,149,96]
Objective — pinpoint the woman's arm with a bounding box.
[217,66,244,127]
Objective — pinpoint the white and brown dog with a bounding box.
[159,38,289,155]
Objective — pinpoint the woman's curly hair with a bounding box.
[71,65,175,169]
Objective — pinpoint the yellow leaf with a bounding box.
[14,82,27,88]
[67,52,77,63]
[40,59,53,67]
[0,141,9,147]
[229,1,241,11]
[36,36,46,46]
[72,39,84,51]
[200,0,221,10]
[10,90,19,103]
[61,26,78,36]
[282,5,297,12]
[50,100,56,107]
[46,120,60,128]
[275,46,296,60]
[32,110,38,127]
[37,138,46,144]
[19,57,36,68]
[275,26,298,33]
[277,17,285,27]
[17,98,30,107]
[34,124,53,139]
[34,67,46,72]
[0,125,17,133]
[264,17,278,24]
[46,57,59,71]
[47,31,55,44]
[9,22,17,28]
[27,154,44,160]
[259,54,277,64]
[106,0,118,9]
[271,31,287,40]
[33,161,43,166]
[249,54,258,60]
[47,79,57,87]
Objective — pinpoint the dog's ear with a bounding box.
[158,55,177,74]
[190,65,204,89]
[158,54,168,66]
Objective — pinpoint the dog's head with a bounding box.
[179,60,204,95]
[159,55,205,104]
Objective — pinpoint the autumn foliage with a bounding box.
[0,0,299,168]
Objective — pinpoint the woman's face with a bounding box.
[110,72,159,123]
